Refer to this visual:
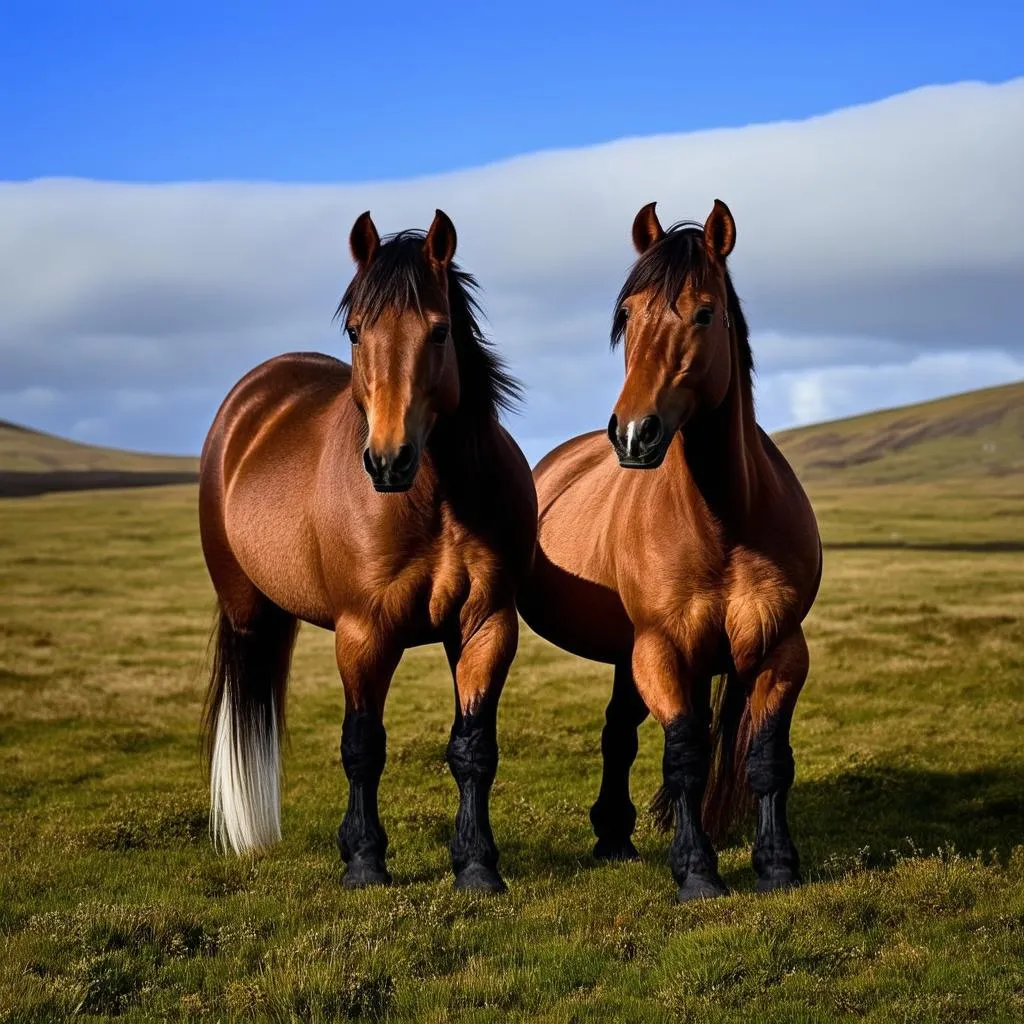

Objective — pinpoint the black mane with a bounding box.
[610,222,753,378]
[335,230,521,423]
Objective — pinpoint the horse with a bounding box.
[198,210,537,893]
[517,199,822,901]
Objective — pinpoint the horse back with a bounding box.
[201,352,352,479]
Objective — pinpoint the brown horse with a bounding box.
[199,210,537,892]
[518,200,822,901]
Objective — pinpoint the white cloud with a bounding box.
[0,386,62,423]
[755,350,1024,430]
[788,375,831,427]
[0,78,1022,464]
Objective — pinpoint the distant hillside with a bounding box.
[2,379,1022,497]
[0,420,197,497]
[773,381,1024,485]
[0,420,198,474]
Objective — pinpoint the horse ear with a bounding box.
[349,211,380,269]
[424,209,457,267]
[704,199,736,261]
[632,202,665,254]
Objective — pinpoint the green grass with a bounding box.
[1,471,1023,1022]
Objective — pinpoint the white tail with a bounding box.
[209,689,282,854]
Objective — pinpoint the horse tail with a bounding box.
[702,669,755,844]
[201,605,298,855]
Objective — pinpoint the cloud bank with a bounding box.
[1,79,1022,464]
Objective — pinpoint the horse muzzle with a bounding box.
[607,413,669,469]
[363,443,420,492]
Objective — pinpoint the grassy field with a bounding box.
[1,388,1023,1022]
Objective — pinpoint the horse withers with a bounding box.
[518,200,822,901]
[199,210,537,892]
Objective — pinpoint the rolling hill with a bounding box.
[773,379,1024,485]
[772,380,1023,549]
[0,420,198,497]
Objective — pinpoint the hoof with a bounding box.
[342,859,392,889]
[593,837,640,862]
[454,863,507,894]
[755,869,802,894]
[676,873,730,903]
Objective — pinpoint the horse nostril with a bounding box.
[607,415,620,447]
[363,448,376,476]
[638,415,663,449]
[392,443,416,476]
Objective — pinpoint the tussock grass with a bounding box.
[1,481,1023,1022]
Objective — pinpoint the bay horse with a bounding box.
[518,200,822,901]
[199,210,537,892]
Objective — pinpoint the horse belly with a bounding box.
[224,475,334,628]
[519,479,633,665]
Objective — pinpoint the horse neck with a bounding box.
[679,342,764,528]
[427,401,501,485]
[427,320,506,483]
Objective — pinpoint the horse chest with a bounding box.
[626,546,797,675]
[425,529,504,632]
[347,524,503,641]
[723,552,801,675]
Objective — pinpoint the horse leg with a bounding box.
[443,605,517,893]
[591,663,649,861]
[748,628,808,893]
[633,630,728,902]
[334,620,400,889]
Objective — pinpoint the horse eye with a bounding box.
[694,307,714,327]
[346,326,360,344]
[430,323,450,345]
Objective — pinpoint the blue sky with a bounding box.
[2,1,1021,183]
[0,4,1022,458]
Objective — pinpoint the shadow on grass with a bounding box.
[498,762,1024,887]
[499,836,598,882]
[286,763,1024,890]
[793,763,1024,870]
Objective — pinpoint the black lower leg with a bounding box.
[663,712,729,901]
[337,711,390,888]
[748,711,801,891]
[591,668,647,861]
[446,705,505,892]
